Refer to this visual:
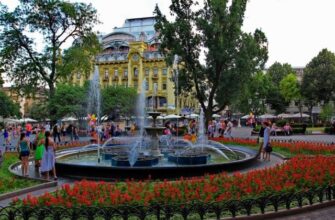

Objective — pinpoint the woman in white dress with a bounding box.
[40,131,57,180]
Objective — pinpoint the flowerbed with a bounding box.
[211,137,335,155]
[13,155,335,207]
[0,153,41,194]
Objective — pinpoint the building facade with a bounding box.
[1,87,46,117]
[73,17,198,115]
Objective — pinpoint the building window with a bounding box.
[162,83,167,90]
[145,68,149,76]
[114,69,118,77]
[153,67,158,77]
[145,81,149,90]
[124,69,128,77]
[76,72,81,79]
[104,69,109,80]
[134,67,138,77]
[162,68,167,76]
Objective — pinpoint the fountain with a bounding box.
[145,82,165,157]
[55,58,259,180]
[87,66,102,162]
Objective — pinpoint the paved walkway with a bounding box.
[272,206,335,220]
[231,127,335,144]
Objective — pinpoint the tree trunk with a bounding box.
[48,81,57,125]
[204,107,213,131]
[308,105,314,126]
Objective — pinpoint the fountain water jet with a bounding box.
[87,66,102,162]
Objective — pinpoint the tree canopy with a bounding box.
[154,0,268,121]
[302,49,335,104]
[279,73,301,103]
[0,90,20,118]
[48,83,87,120]
[101,86,137,120]
[0,0,99,98]
[234,71,271,115]
[265,62,294,113]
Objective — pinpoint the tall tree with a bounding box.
[265,62,293,113]
[0,0,99,98]
[155,0,268,122]
[302,49,335,104]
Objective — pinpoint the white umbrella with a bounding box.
[292,113,310,118]
[212,114,221,118]
[3,118,21,123]
[241,115,250,119]
[164,114,181,119]
[61,117,77,122]
[185,113,199,119]
[20,118,37,123]
[259,114,277,119]
[147,115,164,119]
[101,115,108,121]
[277,113,293,118]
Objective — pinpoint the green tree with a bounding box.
[26,103,49,121]
[0,0,99,98]
[48,83,87,120]
[154,0,268,122]
[0,90,20,117]
[58,33,101,82]
[302,49,335,104]
[101,86,137,119]
[234,71,271,115]
[265,62,294,113]
[279,73,303,118]
[319,102,334,123]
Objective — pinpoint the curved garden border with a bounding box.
[2,185,335,219]
[3,161,57,201]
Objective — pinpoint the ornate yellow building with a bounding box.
[74,17,198,115]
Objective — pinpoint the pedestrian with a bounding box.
[52,124,61,143]
[17,133,30,176]
[73,126,79,140]
[258,122,265,159]
[3,128,9,148]
[34,127,45,170]
[40,131,57,180]
[262,121,272,161]
[224,120,233,138]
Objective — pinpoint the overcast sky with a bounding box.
[2,0,335,67]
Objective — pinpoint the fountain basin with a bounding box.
[111,156,159,167]
[168,153,209,165]
[55,145,257,180]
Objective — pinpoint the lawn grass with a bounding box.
[0,153,41,195]
[306,127,325,132]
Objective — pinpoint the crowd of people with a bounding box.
[0,122,83,180]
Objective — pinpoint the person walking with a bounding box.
[17,133,30,176]
[224,120,233,138]
[52,124,61,143]
[258,123,265,159]
[40,131,57,180]
[262,121,272,161]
